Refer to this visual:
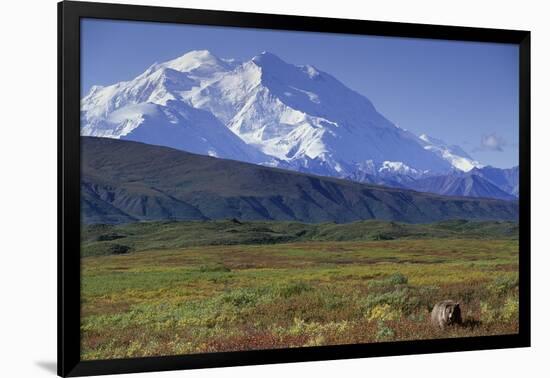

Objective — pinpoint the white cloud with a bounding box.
[476,133,507,152]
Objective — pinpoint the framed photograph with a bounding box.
[58,1,530,376]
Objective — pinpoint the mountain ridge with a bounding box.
[405,166,519,200]
[81,137,518,224]
[81,50,518,200]
[81,50,485,179]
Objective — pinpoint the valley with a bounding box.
[81,137,519,224]
[81,219,519,359]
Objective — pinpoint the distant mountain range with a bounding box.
[81,137,518,224]
[80,50,519,200]
[406,172,514,201]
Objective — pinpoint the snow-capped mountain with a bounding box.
[182,51,458,177]
[81,50,486,184]
[418,134,483,172]
[80,51,274,164]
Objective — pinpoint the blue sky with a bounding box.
[81,19,519,168]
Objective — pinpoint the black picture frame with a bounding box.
[58,1,531,376]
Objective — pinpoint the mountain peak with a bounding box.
[162,50,229,73]
[81,51,495,189]
[179,49,217,60]
[251,51,287,66]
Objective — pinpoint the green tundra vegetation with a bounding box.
[80,219,519,360]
